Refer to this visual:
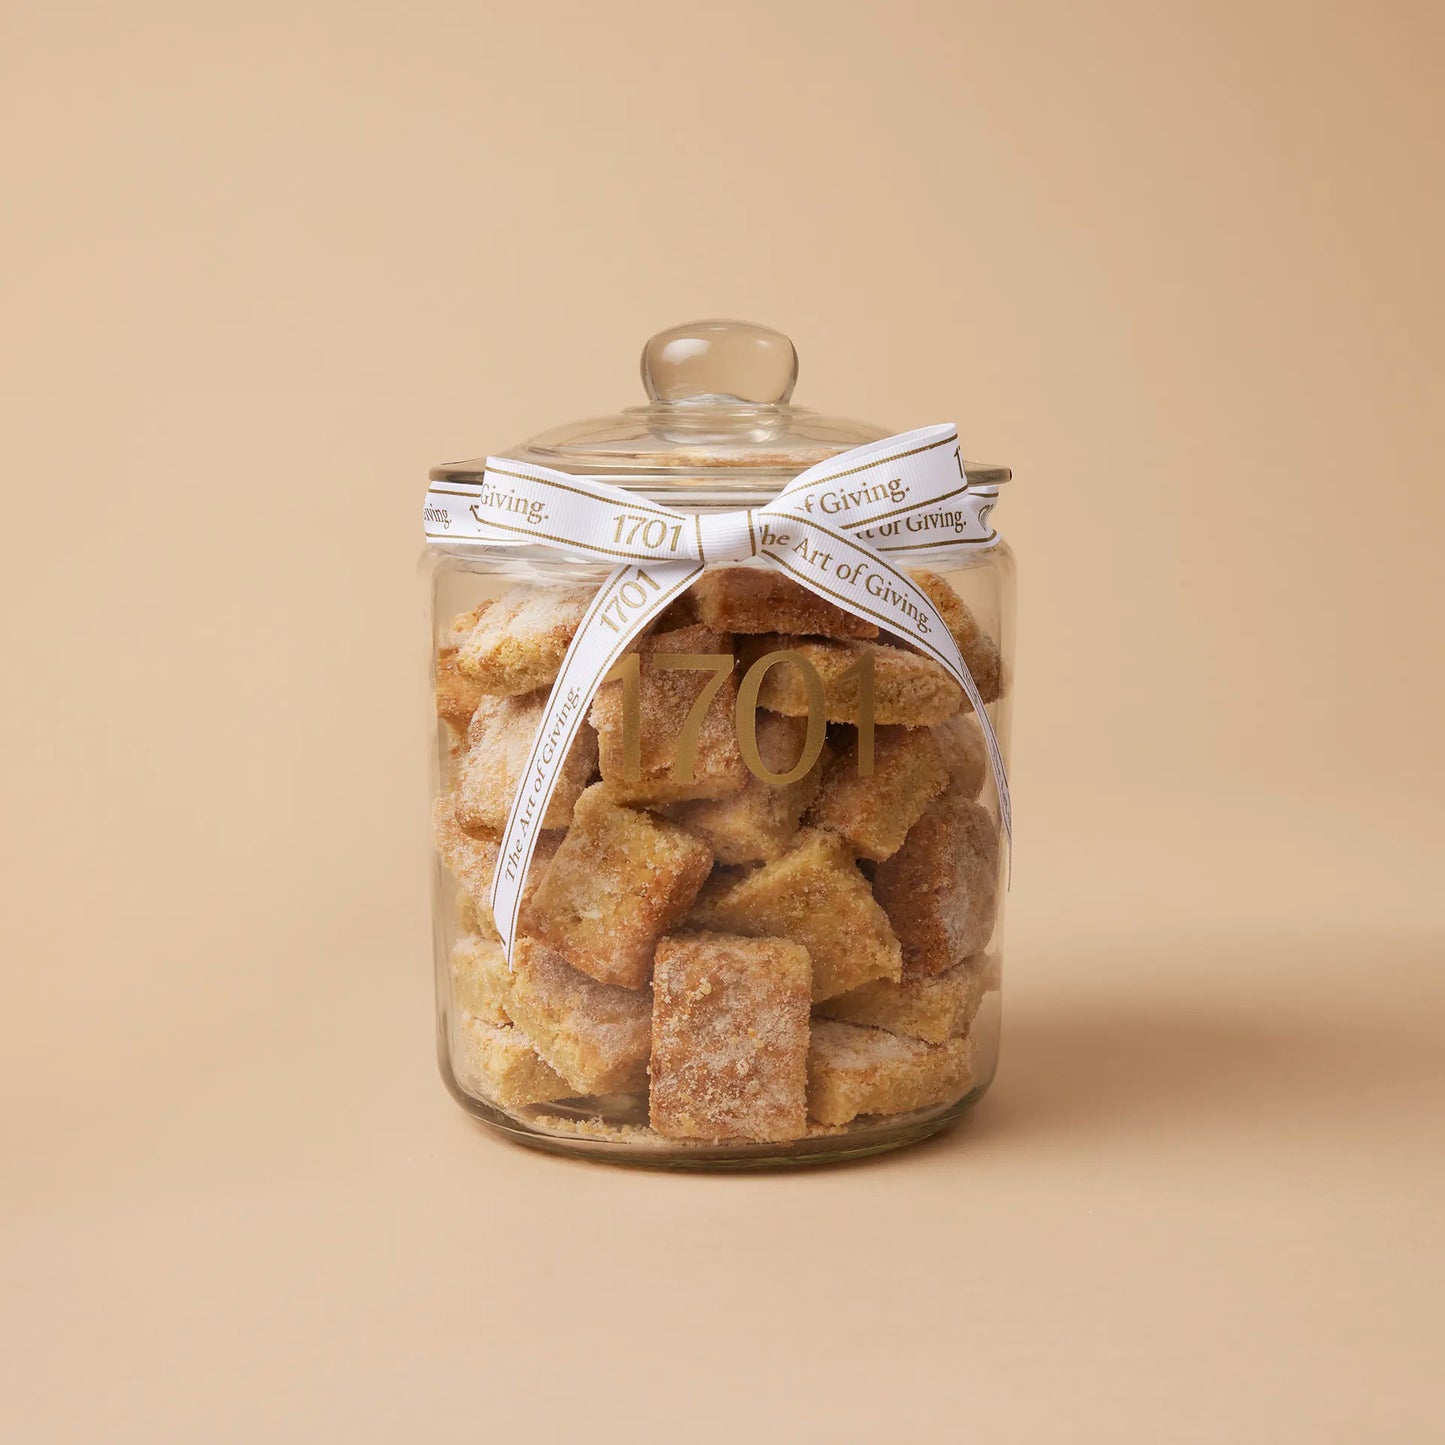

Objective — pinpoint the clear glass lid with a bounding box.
[431,319,1010,491]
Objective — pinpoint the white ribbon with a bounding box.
[424,424,1010,960]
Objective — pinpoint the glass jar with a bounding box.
[423,320,1014,1166]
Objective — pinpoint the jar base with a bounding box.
[443,1060,990,1170]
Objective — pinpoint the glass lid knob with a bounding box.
[641,319,798,405]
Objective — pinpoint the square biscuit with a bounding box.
[590,623,748,804]
[435,648,485,736]
[910,570,1003,708]
[524,784,713,990]
[690,828,901,1000]
[433,796,561,939]
[692,566,878,640]
[455,583,597,695]
[450,935,513,1025]
[814,958,987,1044]
[935,714,987,801]
[452,1016,573,1109]
[454,692,598,833]
[505,937,652,1096]
[872,796,1000,976]
[664,713,827,864]
[806,723,949,861]
[738,637,962,727]
[807,1019,974,1125]
[650,932,811,1142]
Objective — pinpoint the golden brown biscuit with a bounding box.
[692,566,878,640]
[872,796,999,976]
[504,937,652,1095]
[935,714,987,801]
[455,583,597,695]
[663,713,827,864]
[590,623,748,804]
[449,936,513,1025]
[435,648,485,735]
[909,570,1003,707]
[524,785,713,990]
[807,1020,974,1125]
[433,796,561,937]
[806,724,949,861]
[452,1016,572,1108]
[690,828,901,1000]
[814,958,986,1044]
[454,692,598,833]
[738,637,962,727]
[650,932,811,1142]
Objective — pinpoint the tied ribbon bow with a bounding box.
[424,423,1010,959]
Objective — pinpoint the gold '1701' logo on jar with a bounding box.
[602,650,876,785]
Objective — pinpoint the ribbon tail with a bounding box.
[488,559,702,961]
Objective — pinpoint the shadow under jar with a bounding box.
[423,320,1015,1167]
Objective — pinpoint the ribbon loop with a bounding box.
[424,424,1011,961]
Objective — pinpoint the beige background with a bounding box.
[2,2,1442,1440]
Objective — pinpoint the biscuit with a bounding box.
[690,828,901,1000]
[872,797,999,976]
[454,693,598,833]
[814,958,986,1044]
[738,637,962,727]
[504,937,652,1095]
[453,1016,572,1108]
[590,623,748,804]
[664,713,827,864]
[442,603,490,649]
[436,649,485,735]
[455,583,597,695]
[433,796,561,938]
[806,724,949,860]
[650,932,811,1142]
[450,936,513,1025]
[910,570,1003,707]
[935,714,987,801]
[524,785,713,990]
[692,566,878,640]
[651,590,700,630]
[806,1020,974,1125]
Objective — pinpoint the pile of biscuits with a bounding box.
[433,564,1003,1147]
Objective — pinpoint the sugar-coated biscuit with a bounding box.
[935,714,987,801]
[807,1019,974,1125]
[664,713,826,864]
[806,724,949,860]
[455,583,597,695]
[454,693,598,833]
[909,570,1003,708]
[690,828,901,1000]
[450,936,513,1025]
[814,958,986,1044]
[452,1015,572,1108]
[435,649,485,735]
[738,637,962,727]
[650,932,811,1142]
[691,566,878,640]
[524,785,713,990]
[872,796,999,976]
[504,937,652,1095]
[651,590,700,630]
[433,796,561,938]
[590,623,747,804]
